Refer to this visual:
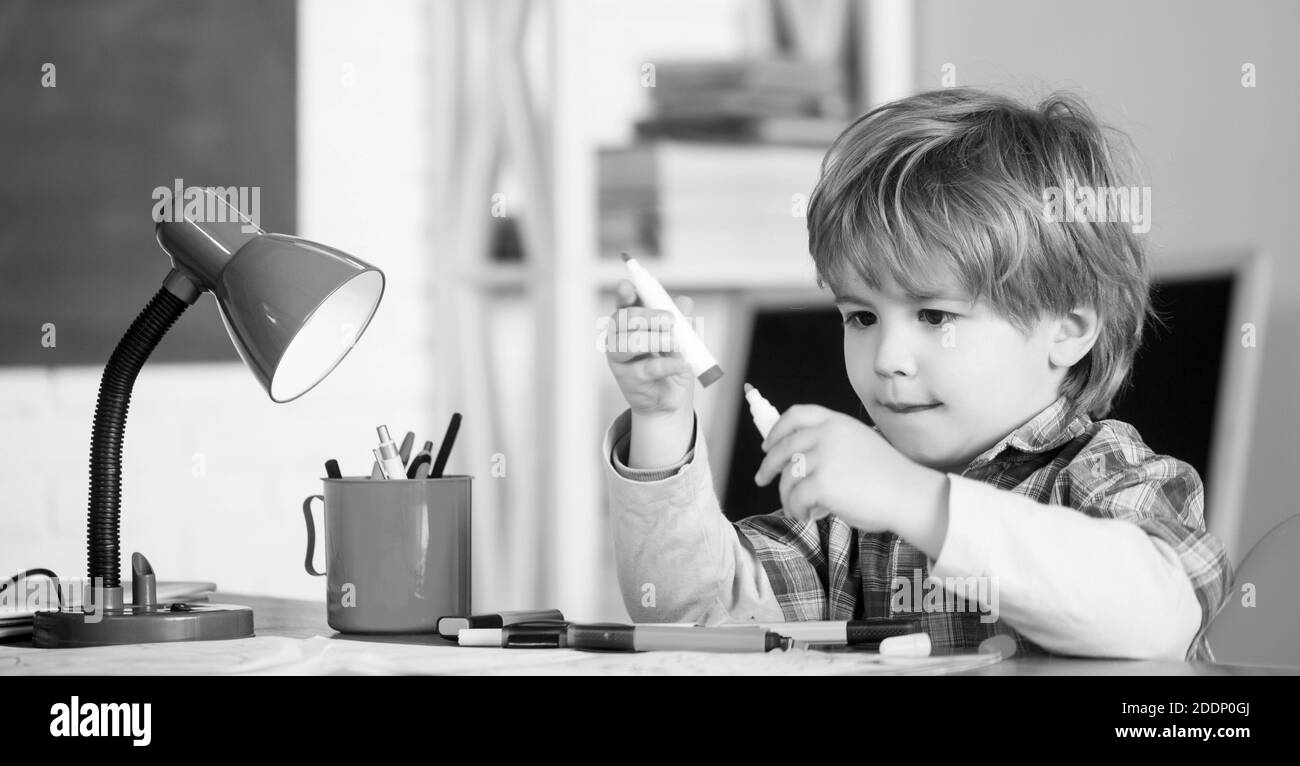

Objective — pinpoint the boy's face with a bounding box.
[833,268,1065,474]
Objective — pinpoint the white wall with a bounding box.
[915,0,1300,562]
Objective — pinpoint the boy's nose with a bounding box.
[872,326,920,379]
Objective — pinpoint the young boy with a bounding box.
[600,87,1232,660]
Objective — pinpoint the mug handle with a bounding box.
[302,495,326,576]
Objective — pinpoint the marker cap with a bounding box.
[878,632,931,658]
[457,628,503,647]
[978,633,1018,658]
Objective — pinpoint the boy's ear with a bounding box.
[1048,306,1100,369]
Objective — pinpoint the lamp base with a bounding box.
[32,603,254,648]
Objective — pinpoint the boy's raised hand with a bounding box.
[753,405,947,544]
[604,279,696,419]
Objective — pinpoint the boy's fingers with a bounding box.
[674,294,694,316]
[615,280,641,309]
[785,473,822,524]
[610,305,674,328]
[659,327,678,354]
[761,405,830,451]
[779,465,812,523]
[637,355,690,382]
[755,433,818,486]
[606,317,677,358]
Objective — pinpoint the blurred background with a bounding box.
[1,0,1295,622]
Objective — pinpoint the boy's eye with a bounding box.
[842,310,955,329]
[919,309,956,327]
[842,311,875,329]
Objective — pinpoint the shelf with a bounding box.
[464,257,825,294]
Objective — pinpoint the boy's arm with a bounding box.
[923,454,1229,660]
[601,408,790,625]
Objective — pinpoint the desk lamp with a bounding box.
[33,190,384,647]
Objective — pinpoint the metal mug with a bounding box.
[301,475,472,633]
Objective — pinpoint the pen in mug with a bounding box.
[372,425,406,479]
[397,431,416,467]
[429,412,462,479]
[406,441,434,479]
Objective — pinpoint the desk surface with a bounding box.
[235,594,1300,675]
[3,593,1295,676]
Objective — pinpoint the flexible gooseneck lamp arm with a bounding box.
[87,271,202,607]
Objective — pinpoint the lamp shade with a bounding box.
[217,234,384,401]
[156,209,384,402]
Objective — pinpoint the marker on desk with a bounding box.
[372,425,406,479]
[621,253,723,388]
[429,412,462,479]
[406,441,434,479]
[720,618,923,647]
[459,622,790,652]
[436,609,565,642]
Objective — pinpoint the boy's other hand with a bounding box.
[753,405,949,550]
[604,279,696,419]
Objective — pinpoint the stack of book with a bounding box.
[635,58,850,146]
[599,58,845,263]
[599,140,828,262]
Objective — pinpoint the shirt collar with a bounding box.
[962,395,1092,470]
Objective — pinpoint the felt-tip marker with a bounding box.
[621,253,723,388]
[459,623,791,652]
[436,609,565,641]
[720,618,924,647]
[747,383,830,520]
[744,383,780,439]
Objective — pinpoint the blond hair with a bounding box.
[806,87,1165,419]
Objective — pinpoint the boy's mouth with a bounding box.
[880,400,942,414]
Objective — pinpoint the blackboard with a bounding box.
[0,0,296,366]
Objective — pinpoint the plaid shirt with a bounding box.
[734,395,1233,658]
